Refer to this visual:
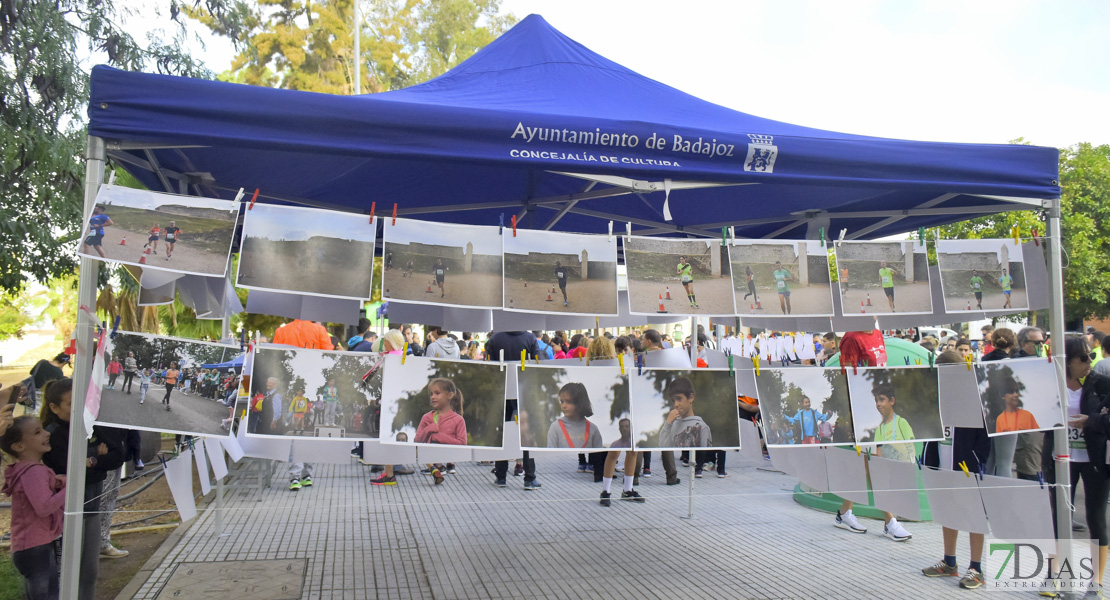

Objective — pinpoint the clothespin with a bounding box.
[914,358,922,366]
[965,353,973,371]
[915,454,923,470]
[595,316,599,330]
[520,349,526,371]
[391,204,397,226]
[852,360,858,375]
[107,170,117,186]
[626,222,632,239]
[1047,351,1053,364]
[608,221,614,242]
[158,454,168,470]
[977,462,985,481]
[369,202,376,224]
[721,227,728,246]
[727,351,734,376]
[1011,225,1020,245]
[836,228,846,247]
[401,342,408,364]
[928,353,935,371]
[1032,228,1040,246]
[247,188,259,210]
[618,353,625,375]
[958,460,970,478]
[903,356,910,366]
[637,356,642,376]
[499,350,505,371]
[918,227,926,246]
[751,355,760,376]
[511,215,517,237]
[110,316,120,339]
[855,444,861,457]
[233,188,245,204]
[499,213,504,235]
[1038,471,1045,489]
[239,329,247,352]
[818,227,825,247]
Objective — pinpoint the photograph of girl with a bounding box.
[516,365,627,451]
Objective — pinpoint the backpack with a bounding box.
[250,393,265,413]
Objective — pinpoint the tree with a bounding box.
[185,0,515,93]
[1,0,239,294]
[934,142,1110,323]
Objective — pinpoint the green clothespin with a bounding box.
[721,227,728,246]
[819,227,826,247]
[918,227,926,246]
[727,353,734,375]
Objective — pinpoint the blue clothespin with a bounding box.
[377,302,388,319]
[1037,471,1045,489]
[158,454,168,470]
[636,354,643,376]
[904,356,910,365]
[109,316,120,339]
[978,462,985,481]
[499,213,505,235]
[915,454,923,470]
[240,329,247,352]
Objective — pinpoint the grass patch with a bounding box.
[0,553,25,600]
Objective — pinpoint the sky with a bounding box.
[385,218,503,254]
[503,227,617,257]
[243,203,377,242]
[159,0,1110,149]
[97,185,238,213]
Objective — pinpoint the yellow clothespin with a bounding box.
[958,460,971,478]
[965,353,973,371]
[402,342,408,364]
[520,349,526,371]
[595,316,600,330]
[914,359,922,366]
[618,353,625,375]
[855,444,861,457]
[751,355,760,376]
[1011,226,1020,245]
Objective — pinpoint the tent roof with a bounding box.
[88,14,1059,240]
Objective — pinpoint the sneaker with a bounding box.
[446,463,456,474]
[1038,576,1060,597]
[432,469,444,485]
[564,301,568,307]
[394,466,415,475]
[300,476,312,487]
[134,459,144,471]
[642,468,652,477]
[921,560,959,577]
[666,477,681,486]
[371,474,396,486]
[420,467,433,474]
[599,491,611,507]
[959,568,985,589]
[524,479,542,491]
[883,517,912,542]
[717,471,728,478]
[577,464,588,473]
[368,464,383,471]
[289,479,302,491]
[621,490,646,503]
[513,463,524,477]
[494,478,507,487]
[1073,522,1087,532]
[100,545,129,559]
[834,511,867,534]
[681,458,690,467]
[694,468,703,478]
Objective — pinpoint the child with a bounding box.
[163,220,180,260]
[784,396,830,445]
[139,367,152,404]
[414,378,467,485]
[291,387,309,434]
[658,377,712,448]
[2,416,66,600]
[546,382,602,449]
[871,382,916,463]
[145,223,161,254]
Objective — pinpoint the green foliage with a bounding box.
[390,359,504,446]
[0,289,35,340]
[112,332,234,369]
[0,554,23,600]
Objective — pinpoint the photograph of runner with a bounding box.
[847,367,943,454]
[834,241,933,315]
[78,185,238,276]
[728,240,834,316]
[94,332,240,437]
[379,355,507,449]
[517,364,628,451]
[503,229,618,315]
[755,368,855,447]
[975,357,1062,436]
[629,369,740,450]
[382,218,503,309]
[936,239,1028,313]
[246,345,382,439]
[624,236,733,316]
[238,203,376,300]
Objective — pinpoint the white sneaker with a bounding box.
[100,545,129,559]
[883,517,912,542]
[834,510,867,534]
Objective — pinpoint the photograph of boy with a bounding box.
[834,241,933,315]
[380,355,507,449]
[517,365,627,451]
[975,358,1062,436]
[936,239,1029,313]
[624,236,735,316]
[238,203,377,300]
[728,240,835,316]
[630,369,740,450]
[503,228,618,315]
[754,367,855,447]
[848,368,943,460]
[78,185,238,277]
[381,218,504,309]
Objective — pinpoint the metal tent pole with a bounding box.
[353,0,361,95]
[1046,198,1075,585]
[60,135,106,599]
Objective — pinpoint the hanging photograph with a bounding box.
[503,229,618,315]
[381,218,503,309]
[976,357,1063,436]
[624,236,734,316]
[728,240,835,316]
[237,204,376,300]
[629,369,740,450]
[834,241,933,315]
[94,331,241,437]
[755,368,855,447]
[245,345,383,440]
[517,364,629,451]
[847,367,943,460]
[78,185,239,277]
[379,355,507,449]
[936,238,1029,312]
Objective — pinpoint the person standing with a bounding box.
[426,326,460,359]
[121,351,138,394]
[272,319,333,491]
[106,356,122,390]
[969,270,985,310]
[641,329,681,486]
[321,378,339,427]
[487,331,542,491]
[677,256,698,308]
[772,260,793,314]
[554,261,569,306]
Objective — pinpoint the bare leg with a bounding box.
[785,295,792,314]
[943,527,959,556]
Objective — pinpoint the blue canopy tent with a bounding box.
[200,353,244,370]
[61,15,1074,598]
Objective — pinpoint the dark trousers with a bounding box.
[641,451,652,470]
[1048,461,1109,546]
[661,451,679,483]
[163,383,174,405]
[495,452,535,482]
[11,538,60,600]
[696,450,727,474]
[588,452,607,482]
[122,371,135,393]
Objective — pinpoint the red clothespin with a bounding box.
[511,215,517,237]
[1032,228,1040,246]
[369,201,376,224]
[391,203,397,226]
[247,188,260,210]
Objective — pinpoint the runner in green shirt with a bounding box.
[878,261,896,311]
[999,268,1013,309]
[772,260,793,315]
[970,270,985,310]
[677,256,698,308]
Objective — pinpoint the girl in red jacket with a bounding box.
[2,416,67,600]
[415,378,468,485]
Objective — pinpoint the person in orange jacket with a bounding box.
[272,320,334,351]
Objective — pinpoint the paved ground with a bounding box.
[382,271,504,309]
[97,387,230,438]
[733,283,836,316]
[628,276,735,316]
[121,453,1037,599]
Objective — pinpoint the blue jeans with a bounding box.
[11,537,60,600]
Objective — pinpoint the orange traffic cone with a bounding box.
[509,298,514,308]
[755,301,762,310]
[657,299,667,314]
[866,294,873,307]
[860,301,866,313]
[425,284,434,293]
[550,286,556,294]
[967,300,972,310]
[138,247,151,264]
[665,287,672,300]
[119,237,127,246]
[546,294,553,302]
